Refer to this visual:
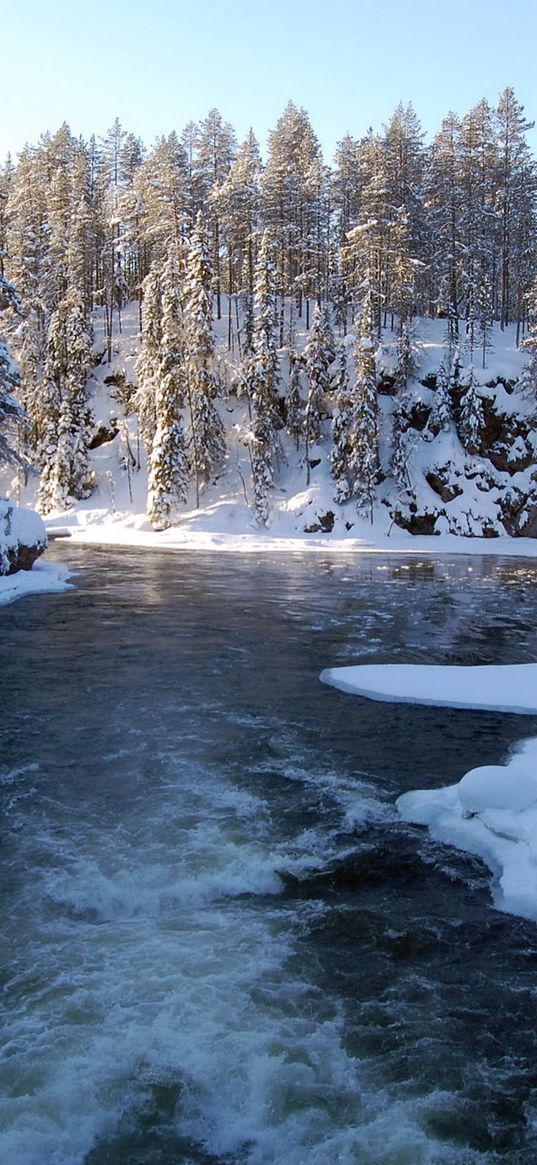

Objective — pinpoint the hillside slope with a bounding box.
[6,304,537,551]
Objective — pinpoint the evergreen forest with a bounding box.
[2,90,537,536]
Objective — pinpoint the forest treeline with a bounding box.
[1,90,537,527]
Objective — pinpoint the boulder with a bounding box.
[0,499,47,576]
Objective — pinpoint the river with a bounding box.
[2,544,537,1164]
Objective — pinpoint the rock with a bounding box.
[0,500,47,576]
[425,463,464,502]
[304,510,335,534]
[391,504,439,535]
[89,418,120,449]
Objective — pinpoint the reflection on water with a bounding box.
[2,544,537,1164]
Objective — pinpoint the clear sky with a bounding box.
[2,0,537,164]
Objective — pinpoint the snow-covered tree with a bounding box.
[147,256,189,529]
[135,264,163,451]
[37,291,94,512]
[135,133,189,261]
[183,213,225,505]
[0,275,24,467]
[243,230,281,524]
[286,351,305,450]
[330,289,378,514]
[261,102,327,328]
[521,275,537,398]
[458,367,484,455]
[194,109,237,318]
[303,303,333,472]
[495,88,537,331]
[429,353,453,432]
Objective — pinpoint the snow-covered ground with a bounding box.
[322,661,537,923]
[4,303,537,553]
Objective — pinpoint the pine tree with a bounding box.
[211,130,261,347]
[244,231,281,524]
[303,303,333,474]
[330,289,378,514]
[135,264,162,451]
[521,275,537,398]
[495,88,537,331]
[394,321,418,390]
[391,401,414,493]
[429,354,453,432]
[426,112,463,332]
[147,255,189,529]
[458,100,497,330]
[261,103,326,329]
[183,213,225,505]
[37,291,94,512]
[135,133,189,261]
[332,134,363,247]
[329,341,351,500]
[0,275,24,468]
[286,351,305,449]
[194,110,237,318]
[458,367,484,454]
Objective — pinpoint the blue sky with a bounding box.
[2,0,537,163]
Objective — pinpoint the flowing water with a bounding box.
[3,545,537,1165]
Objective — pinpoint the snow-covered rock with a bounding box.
[0,499,47,575]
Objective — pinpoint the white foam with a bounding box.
[2,741,478,1165]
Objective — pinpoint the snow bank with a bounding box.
[43,505,537,558]
[0,560,73,605]
[320,657,537,921]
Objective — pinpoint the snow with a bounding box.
[320,662,537,714]
[397,739,537,923]
[321,658,537,923]
[0,559,73,606]
[0,498,47,567]
[0,501,71,604]
[3,303,537,554]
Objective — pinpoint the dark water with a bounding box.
[2,545,537,1164]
